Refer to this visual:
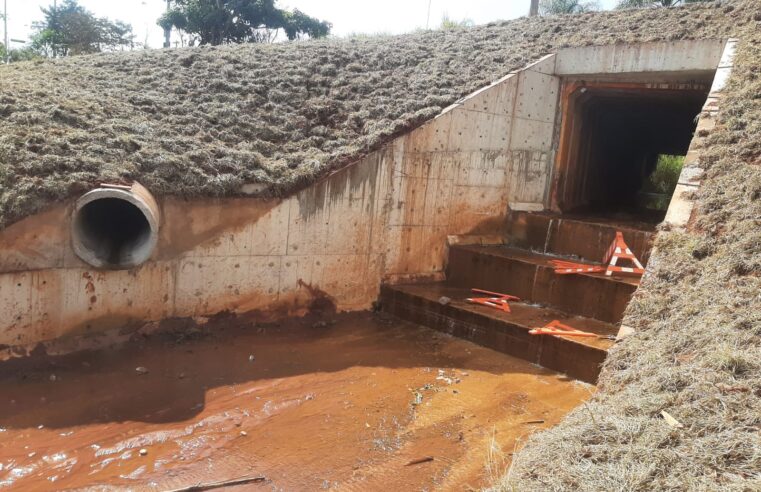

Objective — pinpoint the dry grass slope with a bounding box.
[0,1,753,229]
[494,3,761,491]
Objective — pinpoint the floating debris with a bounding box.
[405,456,434,466]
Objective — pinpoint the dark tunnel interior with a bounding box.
[74,198,152,267]
[554,84,710,218]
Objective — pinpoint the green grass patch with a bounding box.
[643,154,684,195]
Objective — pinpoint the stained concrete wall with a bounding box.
[0,39,733,347]
[0,55,561,347]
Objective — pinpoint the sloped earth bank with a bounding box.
[500,8,761,492]
[0,312,591,490]
[0,2,758,229]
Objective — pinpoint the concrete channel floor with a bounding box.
[0,312,593,491]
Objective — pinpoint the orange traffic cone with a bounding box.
[550,231,645,278]
[603,232,645,277]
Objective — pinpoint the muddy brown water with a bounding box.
[0,312,592,491]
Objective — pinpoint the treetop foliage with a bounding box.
[539,0,713,15]
[540,0,600,15]
[31,0,135,57]
[158,0,332,46]
[616,0,713,7]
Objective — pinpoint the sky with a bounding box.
[3,0,620,49]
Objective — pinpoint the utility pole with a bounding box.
[3,0,9,64]
[426,0,432,30]
[529,0,540,17]
[163,0,171,48]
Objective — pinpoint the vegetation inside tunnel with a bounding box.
[639,154,685,210]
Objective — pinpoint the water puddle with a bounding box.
[0,312,592,490]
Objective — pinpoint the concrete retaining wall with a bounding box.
[0,39,733,347]
[0,54,561,347]
[664,38,737,229]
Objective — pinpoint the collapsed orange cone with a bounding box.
[466,289,520,313]
[550,259,606,275]
[529,320,598,337]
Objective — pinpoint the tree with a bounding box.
[158,0,331,47]
[540,0,599,15]
[616,0,712,7]
[31,0,136,57]
[0,43,40,62]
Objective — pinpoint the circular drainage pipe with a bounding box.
[71,182,160,269]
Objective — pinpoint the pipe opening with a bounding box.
[72,185,159,269]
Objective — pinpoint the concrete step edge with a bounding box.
[380,284,613,384]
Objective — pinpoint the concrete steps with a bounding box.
[380,283,616,384]
[447,245,638,324]
[504,210,655,265]
[379,211,656,383]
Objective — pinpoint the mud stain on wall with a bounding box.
[159,197,281,259]
[295,151,383,221]
[0,206,69,272]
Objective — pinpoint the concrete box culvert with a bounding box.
[71,182,160,269]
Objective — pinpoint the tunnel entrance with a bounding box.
[552,81,711,219]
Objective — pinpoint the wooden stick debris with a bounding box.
[405,456,434,466]
[164,475,267,492]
